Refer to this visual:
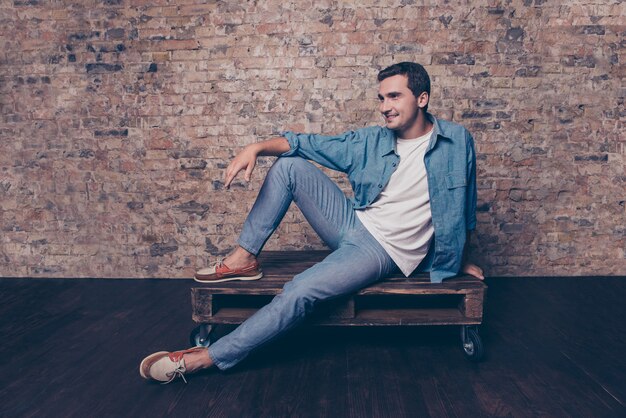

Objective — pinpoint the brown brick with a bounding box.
[158,39,200,51]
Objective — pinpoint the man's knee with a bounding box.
[269,156,311,176]
[279,279,322,317]
[265,157,314,190]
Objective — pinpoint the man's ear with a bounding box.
[417,92,429,109]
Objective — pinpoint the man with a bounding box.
[140,62,483,384]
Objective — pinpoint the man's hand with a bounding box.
[223,137,291,189]
[462,262,484,280]
[224,144,259,189]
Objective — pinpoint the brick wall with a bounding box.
[1,0,624,278]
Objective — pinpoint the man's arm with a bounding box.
[461,230,484,280]
[224,137,290,188]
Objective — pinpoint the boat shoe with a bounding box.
[194,259,263,283]
[140,347,207,384]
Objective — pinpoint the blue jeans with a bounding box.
[207,157,397,370]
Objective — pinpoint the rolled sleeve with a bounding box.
[280,131,301,157]
[278,130,355,173]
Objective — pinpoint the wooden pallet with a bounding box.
[191,251,486,327]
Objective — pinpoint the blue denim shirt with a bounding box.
[281,113,477,283]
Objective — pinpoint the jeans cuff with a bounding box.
[207,347,230,371]
[237,238,260,257]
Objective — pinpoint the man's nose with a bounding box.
[380,99,391,113]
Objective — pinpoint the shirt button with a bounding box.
[392,163,397,167]
[378,184,382,188]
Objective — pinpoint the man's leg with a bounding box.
[212,156,357,271]
[240,156,357,253]
[208,223,396,370]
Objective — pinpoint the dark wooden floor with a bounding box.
[0,276,625,418]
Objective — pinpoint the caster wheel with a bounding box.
[461,326,484,362]
[190,324,213,347]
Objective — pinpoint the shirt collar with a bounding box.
[382,112,447,156]
[380,127,397,156]
[425,112,447,153]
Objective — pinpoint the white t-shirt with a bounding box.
[356,130,434,276]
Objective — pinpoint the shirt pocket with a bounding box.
[445,171,467,189]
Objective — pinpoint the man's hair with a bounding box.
[377,62,431,111]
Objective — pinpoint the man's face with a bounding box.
[378,74,427,139]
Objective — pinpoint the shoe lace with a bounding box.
[209,257,225,269]
[162,361,188,385]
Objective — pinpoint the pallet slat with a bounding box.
[194,307,480,326]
